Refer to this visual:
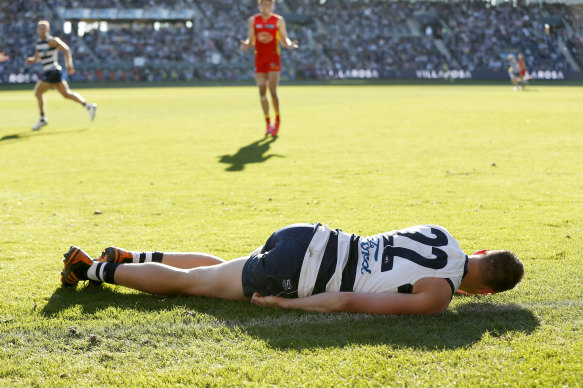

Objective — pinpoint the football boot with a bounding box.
[96,246,134,264]
[60,246,92,286]
[32,118,48,131]
[271,120,279,137]
[88,103,97,121]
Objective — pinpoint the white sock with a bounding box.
[87,262,105,282]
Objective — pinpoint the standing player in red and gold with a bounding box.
[241,0,298,136]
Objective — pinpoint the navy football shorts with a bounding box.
[41,70,62,84]
[241,223,318,298]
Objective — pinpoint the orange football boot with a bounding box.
[96,247,134,264]
[60,246,92,286]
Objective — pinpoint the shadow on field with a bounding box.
[42,286,540,350]
[0,128,88,145]
[218,136,282,171]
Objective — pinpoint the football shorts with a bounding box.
[241,223,318,298]
[255,55,281,73]
[41,69,63,84]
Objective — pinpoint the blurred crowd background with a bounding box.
[1,0,582,83]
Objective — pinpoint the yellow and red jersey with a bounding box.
[253,13,282,73]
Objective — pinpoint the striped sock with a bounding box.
[135,252,164,264]
[87,262,120,284]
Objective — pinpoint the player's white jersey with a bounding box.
[353,225,467,295]
[36,36,61,73]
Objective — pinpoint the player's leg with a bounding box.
[509,73,518,91]
[112,258,248,300]
[255,73,273,135]
[54,80,86,104]
[162,252,225,268]
[97,247,226,269]
[54,80,97,120]
[98,246,264,269]
[34,80,51,113]
[60,246,248,300]
[32,81,51,130]
[267,71,280,135]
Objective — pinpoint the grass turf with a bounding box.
[0,84,582,386]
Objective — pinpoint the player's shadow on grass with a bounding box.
[42,286,539,350]
[0,128,88,145]
[218,136,282,171]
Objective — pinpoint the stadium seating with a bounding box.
[1,0,582,83]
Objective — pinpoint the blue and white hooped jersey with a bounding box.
[36,36,61,73]
[353,225,468,295]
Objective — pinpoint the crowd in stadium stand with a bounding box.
[50,0,192,9]
[51,0,116,8]
[1,0,583,83]
[561,4,583,68]
[442,1,571,72]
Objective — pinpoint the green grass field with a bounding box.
[1,84,582,386]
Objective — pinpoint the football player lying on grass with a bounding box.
[60,223,523,315]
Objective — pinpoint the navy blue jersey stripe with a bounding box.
[311,229,339,295]
[397,283,413,293]
[340,235,359,292]
[445,278,455,298]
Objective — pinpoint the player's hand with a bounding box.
[251,292,284,308]
[0,52,9,63]
[25,57,34,66]
[67,67,76,75]
[455,289,472,296]
[240,40,252,51]
[288,40,299,50]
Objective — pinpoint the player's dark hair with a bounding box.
[480,250,524,292]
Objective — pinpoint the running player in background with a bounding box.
[517,53,528,86]
[241,0,298,137]
[25,20,97,131]
[507,54,522,91]
[59,223,524,315]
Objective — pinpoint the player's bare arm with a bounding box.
[240,17,256,51]
[25,50,40,66]
[52,37,75,74]
[277,18,298,50]
[252,278,452,315]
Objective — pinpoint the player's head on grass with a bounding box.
[478,250,524,293]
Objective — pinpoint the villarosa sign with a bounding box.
[415,69,567,80]
[415,69,472,79]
